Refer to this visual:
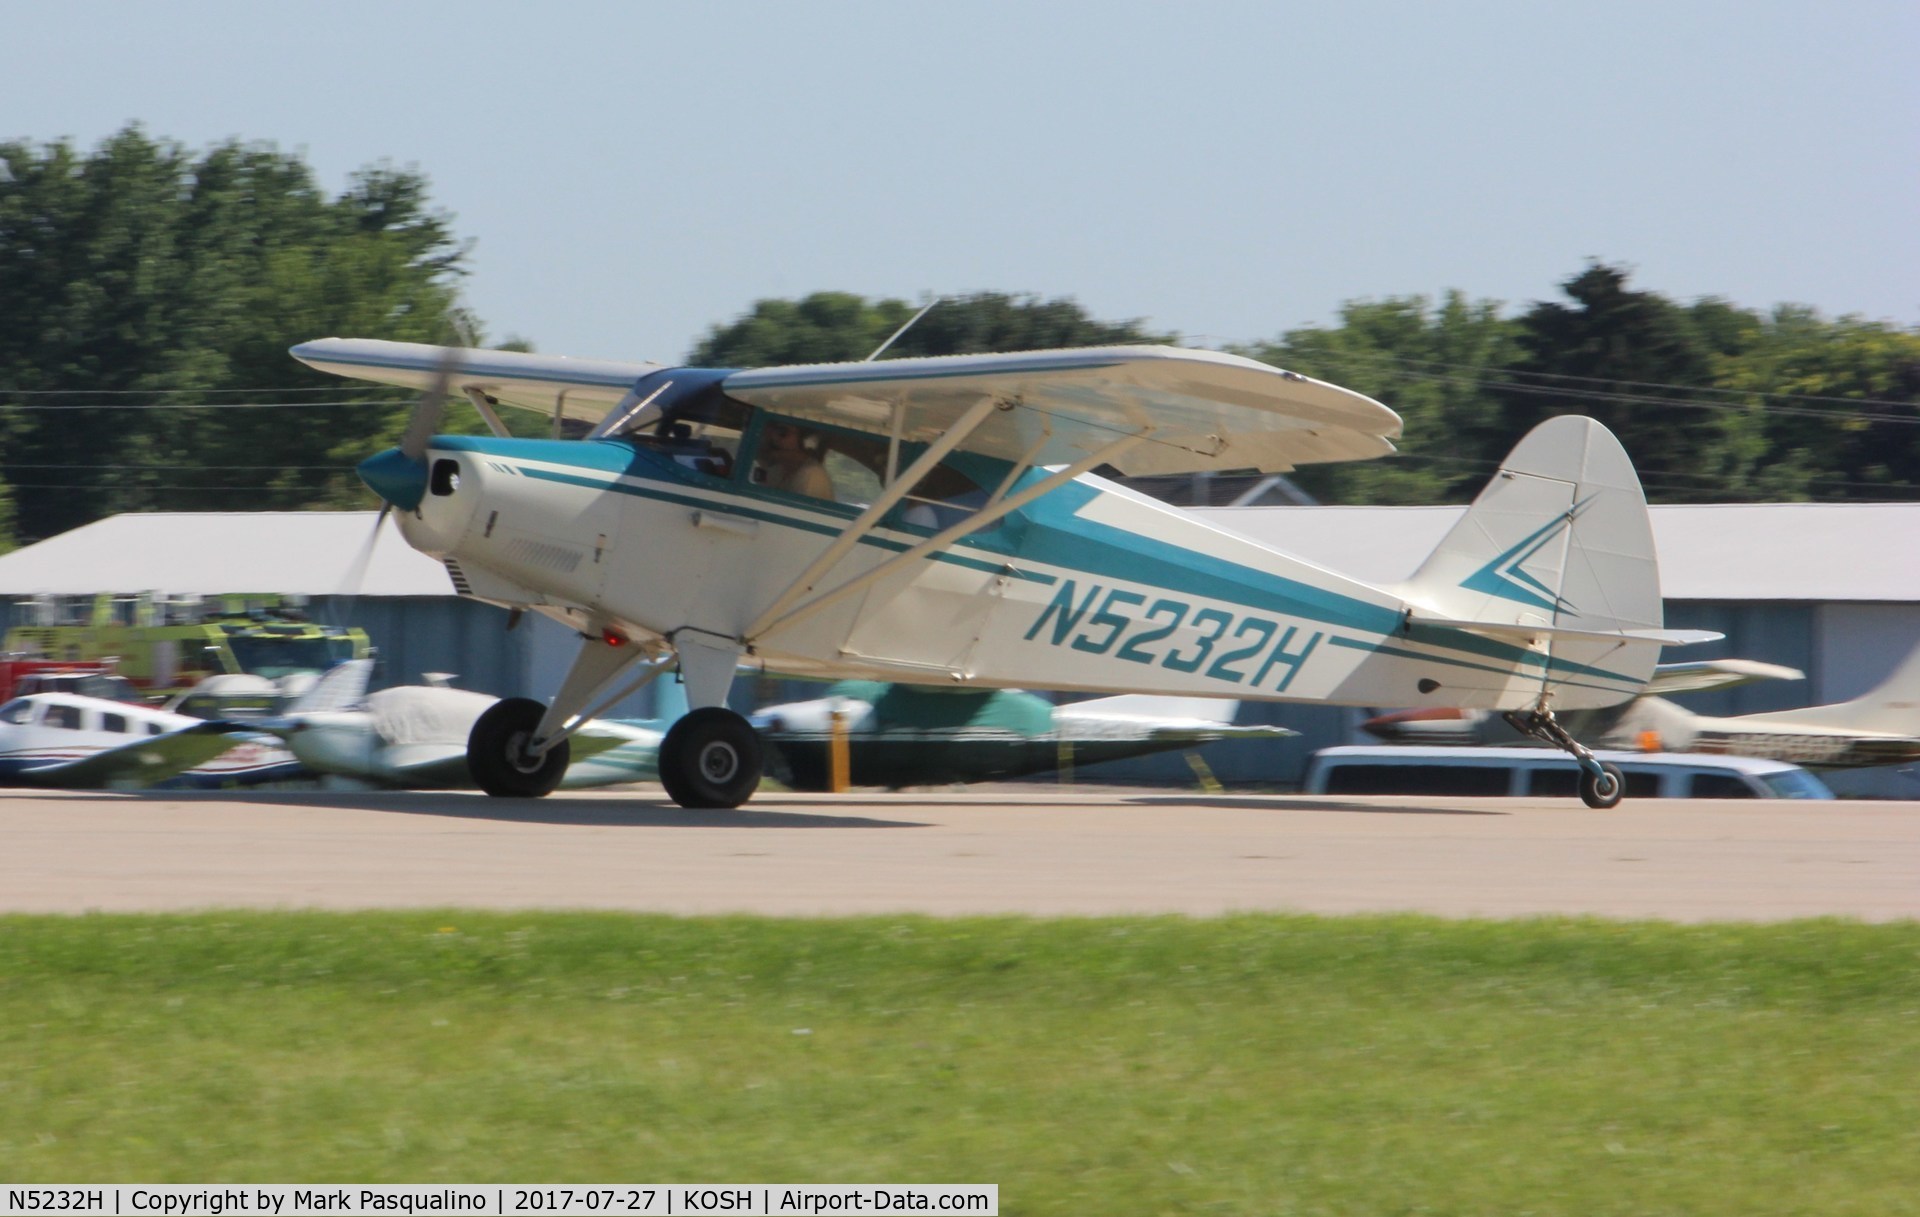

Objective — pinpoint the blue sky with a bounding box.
[7,0,1915,361]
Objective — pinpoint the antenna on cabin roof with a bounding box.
[863,296,943,362]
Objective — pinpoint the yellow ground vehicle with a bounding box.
[4,593,369,699]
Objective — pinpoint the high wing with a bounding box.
[293,340,1400,476]
[723,345,1402,476]
[20,722,252,789]
[291,339,661,428]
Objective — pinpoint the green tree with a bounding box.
[688,290,1170,366]
[1712,307,1920,500]
[0,127,480,541]
[1247,291,1519,504]
[0,476,16,554]
[1490,263,1769,503]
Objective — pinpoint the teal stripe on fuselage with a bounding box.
[1012,479,1642,691]
[438,436,1642,690]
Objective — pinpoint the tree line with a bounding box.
[3,126,1916,552]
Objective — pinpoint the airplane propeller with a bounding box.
[355,343,461,514]
[338,341,466,622]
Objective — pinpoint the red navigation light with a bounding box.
[601,629,628,648]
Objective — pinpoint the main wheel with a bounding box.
[658,706,762,809]
[1579,761,1625,810]
[468,697,570,798]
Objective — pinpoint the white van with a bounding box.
[1303,746,1834,800]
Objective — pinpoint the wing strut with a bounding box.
[747,429,1150,645]
[744,393,1003,638]
[463,388,512,438]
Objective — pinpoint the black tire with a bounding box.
[467,697,570,798]
[1579,761,1625,810]
[658,706,762,809]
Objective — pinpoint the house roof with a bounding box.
[1,502,1915,603]
[0,512,452,598]
[1191,502,1920,602]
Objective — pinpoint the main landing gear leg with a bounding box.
[1502,705,1624,809]
[656,634,762,810]
[469,634,658,798]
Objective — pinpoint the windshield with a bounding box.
[1759,769,1835,800]
[226,636,357,678]
[603,383,750,479]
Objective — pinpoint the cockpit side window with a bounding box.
[895,448,994,532]
[0,699,36,725]
[746,416,894,507]
[44,703,82,730]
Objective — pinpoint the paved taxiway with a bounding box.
[3,786,1916,921]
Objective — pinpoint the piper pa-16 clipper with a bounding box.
[295,338,1714,809]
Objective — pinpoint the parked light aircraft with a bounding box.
[752,684,1292,789]
[295,338,1715,809]
[1365,646,1920,768]
[250,660,670,790]
[0,692,292,788]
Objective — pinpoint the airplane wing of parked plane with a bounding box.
[12,721,254,789]
[1644,659,1806,696]
[1051,695,1295,742]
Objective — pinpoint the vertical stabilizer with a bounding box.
[1761,638,1920,734]
[1400,416,1668,703]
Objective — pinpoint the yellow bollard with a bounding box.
[1184,751,1223,794]
[828,707,851,793]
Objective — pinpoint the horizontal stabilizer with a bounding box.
[1407,614,1722,649]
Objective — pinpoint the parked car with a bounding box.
[1303,746,1834,800]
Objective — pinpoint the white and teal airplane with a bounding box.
[295,338,1714,809]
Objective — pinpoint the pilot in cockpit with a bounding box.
[754,421,834,499]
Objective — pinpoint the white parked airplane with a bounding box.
[1365,647,1920,768]
[0,692,293,788]
[296,338,1715,809]
[251,660,669,790]
[751,684,1292,789]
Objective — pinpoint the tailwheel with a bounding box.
[1579,762,1626,810]
[468,697,570,797]
[658,706,762,809]
[1502,705,1623,809]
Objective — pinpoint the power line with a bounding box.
[1353,364,1920,425]
[1,462,354,471]
[1329,349,1920,409]
[0,398,405,411]
[0,384,376,396]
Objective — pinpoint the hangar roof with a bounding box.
[0,512,452,598]
[1193,503,1920,602]
[0,503,1915,603]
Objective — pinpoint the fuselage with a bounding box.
[392,433,1650,713]
[280,685,663,789]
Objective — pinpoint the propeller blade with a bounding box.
[397,344,462,461]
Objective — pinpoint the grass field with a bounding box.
[3,912,1917,1214]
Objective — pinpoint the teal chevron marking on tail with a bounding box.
[1459,494,1596,613]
